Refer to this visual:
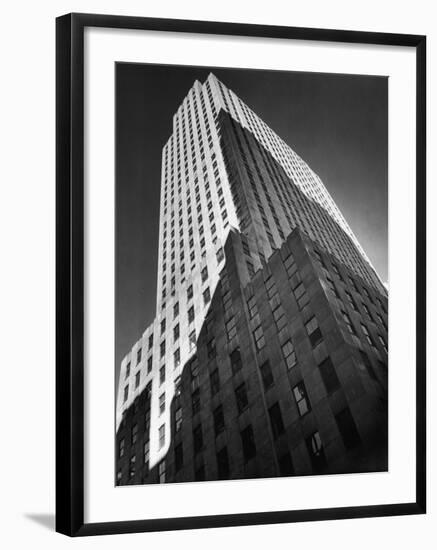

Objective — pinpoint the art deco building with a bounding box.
[115,74,388,485]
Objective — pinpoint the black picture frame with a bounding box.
[56,12,426,537]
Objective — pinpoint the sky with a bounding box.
[115,63,388,386]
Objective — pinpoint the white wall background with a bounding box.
[0,0,434,547]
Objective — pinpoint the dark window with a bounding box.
[147,356,153,373]
[192,388,200,415]
[123,385,129,402]
[203,287,211,305]
[174,443,184,471]
[135,371,140,388]
[318,357,340,393]
[293,382,311,416]
[230,348,242,374]
[174,407,182,432]
[213,405,225,436]
[159,392,165,415]
[336,408,361,449]
[129,454,136,478]
[137,348,142,364]
[260,360,274,390]
[207,338,216,358]
[173,323,180,341]
[173,301,179,318]
[235,382,249,414]
[279,452,294,476]
[217,447,230,479]
[118,438,125,458]
[305,316,323,348]
[131,423,138,445]
[193,424,203,454]
[241,425,256,462]
[160,340,166,358]
[268,402,285,438]
[306,431,327,472]
[187,285,193,301]
[125,362,131,379]
[159,365,165,385]
[210,368,220,396]
[188,306,195,324]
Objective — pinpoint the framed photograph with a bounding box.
[56,13,426,536]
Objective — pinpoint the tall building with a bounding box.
[115,74,388,485]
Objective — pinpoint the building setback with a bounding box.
[116,74,388,484]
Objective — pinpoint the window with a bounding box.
[279,452,294,476]
[173,323,180,341]
[135,371,140,388]
[129,454,136,478]
[217,447,230,479]
[125,362,131,379]
[158,392,165,415]
[293,282,309,309]
[137,348,142,364]
[282,339,297,369]
[226,316,237,341]
[188,306,195,324]
[318,356,340,393]
[305,316,323,348]
[201,266,208,282]
[216,247,224,264]
[253,325,265,351]
[213,405,225,436]
[210,368,220,396]
[147,355,153,373]
[143,440,150,465]
[193,424,203,454]
[158,459,166,483]
[359,350,377,380]
[189,329,196,350]
[293,382,311,416]
[345,291,358,311]
[240,425,256,462]
[159,424,165,449]
[144,408,151,433]
[159,365,165,385]
[123,385,129,402]
[207,338,216,359]
[192,388,200,415]
[173,348,180,369]
[235,382,249,414]
[336,408,361,449]
[268,402,285,438]
[306,431,327,472]
[174,407,182,432]
[260,360,274,390]
[160,340,166,358]
[203,287,211,305]
[131,423,138,445]
[174,443,184,472]
[230,348,242,374]
[118,438,125,458]
[361,323,375,347]
[160,318,166,334]
[378,334,388,352]
[341,310,356,335]
[116,469,122,485]
[187,285,193,301]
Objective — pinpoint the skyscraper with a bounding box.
[115,73,388,485]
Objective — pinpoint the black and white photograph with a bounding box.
[114,64,389,486]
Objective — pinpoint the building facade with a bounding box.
[115,74,388,484]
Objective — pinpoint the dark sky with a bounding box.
[116,63,388,386]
